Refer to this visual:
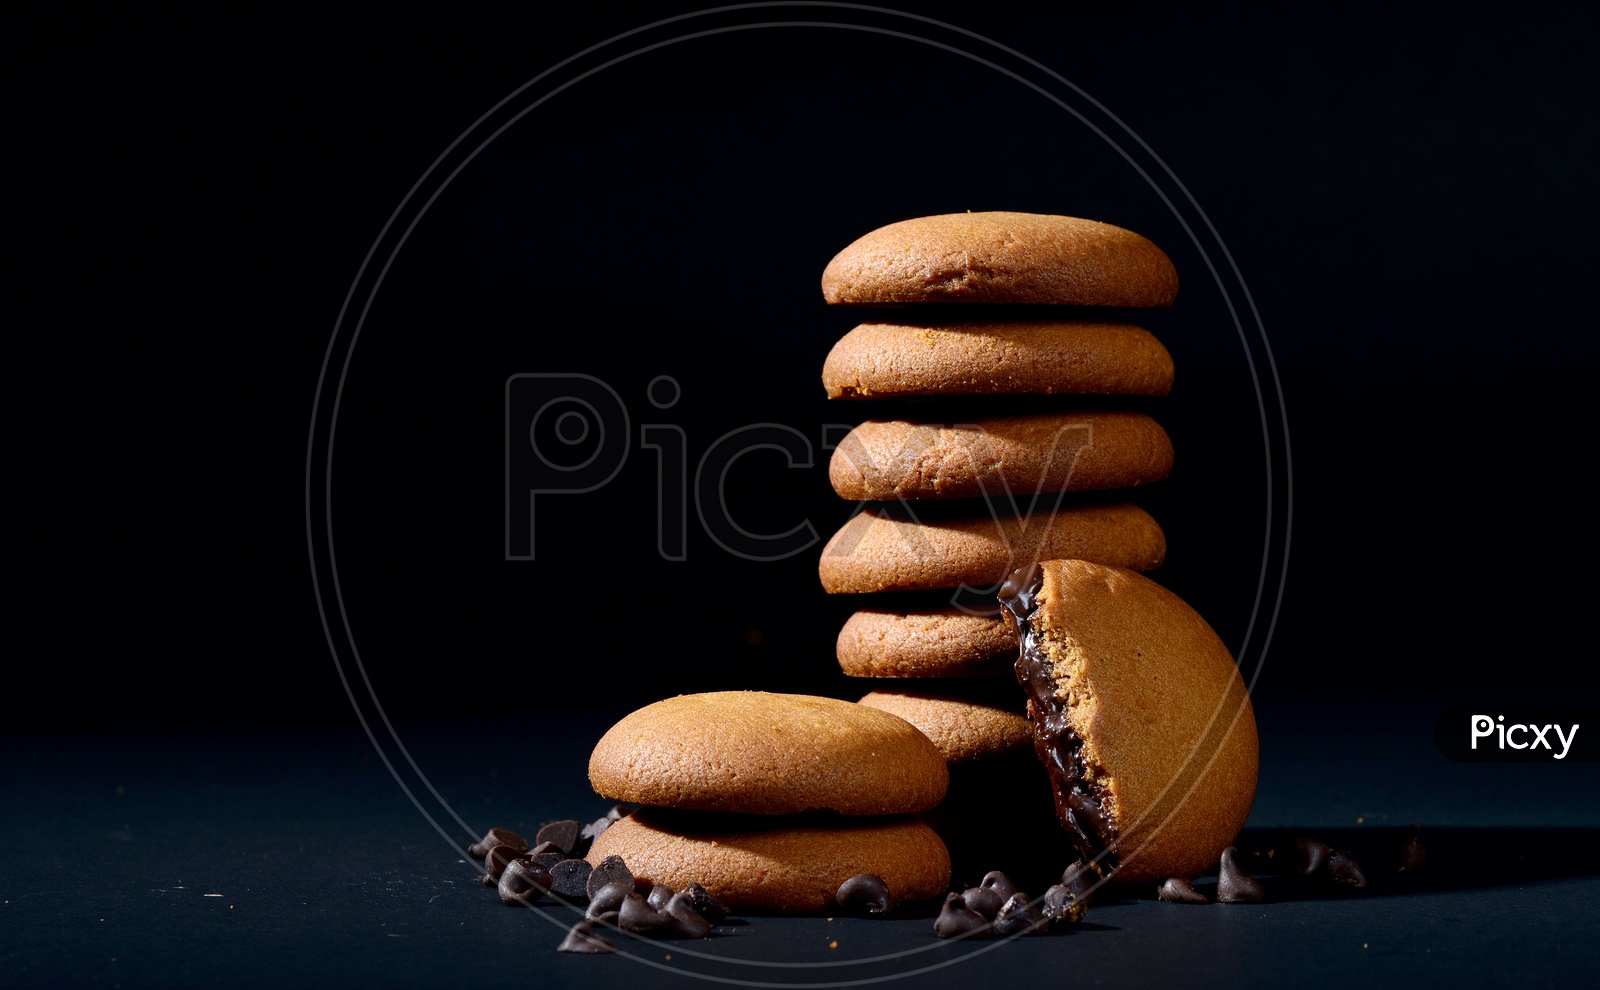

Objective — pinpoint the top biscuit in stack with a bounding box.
[816,212,1181,882]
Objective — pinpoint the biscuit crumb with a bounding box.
[829,940,838,949]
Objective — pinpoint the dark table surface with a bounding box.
[5,701,1597,989]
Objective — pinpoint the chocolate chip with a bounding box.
[498,858,551,906]
[632,878,655,900]
[468,826,527,859]
[585,881,631,920]
[1157,877,1209,904]
[837,873,892,916]
[1327,850,1367,890]
[586,855,633,900]
[1216,846,1266,904]
[980,871,1017,901]
[663,891,713,938]
[550,859,593,901]
[535,820,583,857]
[557,920,614,954]
[683,882,730,925]
[1060,859,1102,902]
[991,892,1047,936]
[934,892,991,939]
[580,817,612,844]
[618,893,674,934]
[1041,884,1087,926]
[606,803,633,821]
[1393,825,1427,873]
[646,882,676,912]
[531,851,565,872]
[960,886,1004,921]
[482,844,525,882]
[1293,837,1333,877]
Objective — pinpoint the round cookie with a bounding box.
[818,501,1165,594]
[586,809,951,914]
[829,411,1174,502]
[587,692,948,815]
[821,212,1178,307]
[837,606,1016,678]
[822,320,1174,400]
[1001,560,1258,884]
[857,689,1032,764]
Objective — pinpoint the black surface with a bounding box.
[5,3,1599,986]
[4,709,1598,987]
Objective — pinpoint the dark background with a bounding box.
[5,5,1598,987]
[7,3,1594,733]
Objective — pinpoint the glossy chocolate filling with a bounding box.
[999,566,1119,869]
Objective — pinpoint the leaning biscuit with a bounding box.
[857,689,1033,764]
[586,809,951,913]
[830,411,1173,501]
[1001,560,1258,884]
[837,606,1016,678]
[818,501,1165,594]
[821,212,1178,307]
[822,320,1174,399]
[587,692,948,815]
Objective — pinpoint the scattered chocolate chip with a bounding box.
[557,920,614,954]
[536,820,583,856]
[580,817,612,844]
[531,851,565,872]
[980,871,1017,902]
[606,803,633,821]
[1157,878,1209,904]
[960,886,1004,921]
[1326,850,1367,890]
[550,859,593,900]
[586,881,631,920]
[1041,884,1087,926]
[1059,859,1102,902]
[684,882,730,925]
[991,892,1047,936]
[1293,837,1333,877]
[468,827,527,859]
[586,855,634,900]
[498,858,551,906]
[663,891,713,938]
[1393,825,1427,873]
[618,893,674,934]
[837,873,892,916]
[647,882,676,912]
[1216,846,1266,904]
[934,892,991,939]
[632,878,655,900]
[483,844,525,882]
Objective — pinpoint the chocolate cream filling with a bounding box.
[999,565,1119,869]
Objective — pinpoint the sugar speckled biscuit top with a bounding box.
[830,411,1174,501]
[587,692,948,815]
[823,320,1174,399]
[819,501,1165,594]
[821,212,1178,307]
[857,690,1033,764]
[1015,560,1258,883]
[837,607,1016,678]
[586,809,951,913]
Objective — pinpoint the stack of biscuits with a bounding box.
[815,211,1182,885]
[585,691,953,913]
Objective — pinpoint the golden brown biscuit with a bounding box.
[587,692,948,815]
[1001,560,1258,884]
[818,501,1165,594]
[586,809,951,914]
[837,606,1016,678]
[829,411,1173,502]
[821,212,1178,307]
[822,320,1174,399]
[857,689,1032,764]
